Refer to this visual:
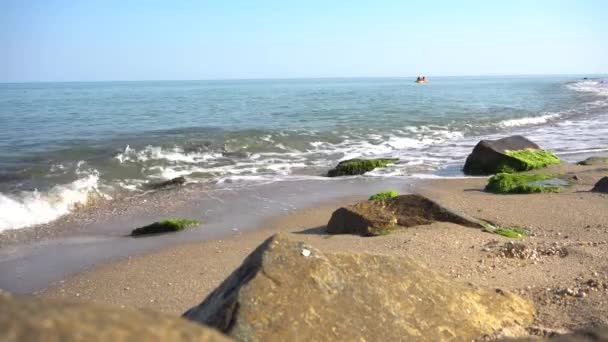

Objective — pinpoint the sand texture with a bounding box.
[40,163,608,335]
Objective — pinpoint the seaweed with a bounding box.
[130,218,201,237]
[494,227,527,238]
[485,173,565,194]
[499,149,561,173]
[369,190,399,201]
[327,158,398,177]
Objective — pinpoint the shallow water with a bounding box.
[1,76,608,230]
[0,176,416,293]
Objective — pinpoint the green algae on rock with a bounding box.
[499,149,561,172]
[131,218,201,237]
[485,173,567,194]
[463,136,560,175]
[327,158,398,177]
[369,190,399,201]
[494,227,527,238]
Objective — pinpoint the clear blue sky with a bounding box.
[1,0,607,82]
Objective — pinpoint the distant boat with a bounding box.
[415,77,428,83]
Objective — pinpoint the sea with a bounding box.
[1,76,607,232]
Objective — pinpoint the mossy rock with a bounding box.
[463,136,560,175]
[498,149,561,173]
[369,190,399,201]
[326,194,485,236]
[131,218,200,237]
[485,173,568,194]
[327,158,398,177]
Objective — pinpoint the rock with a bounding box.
[463,135,560,175]
[326,194,485,236]
[504,326,608,341]
[327,158,397,177]
[130,218,200,237]
[0,291,230,342]
[183,234,534,341]
[591,177,608,193]
[222,151,250,159]
[326,201,398,236]
[577,156,608,166]
[145,176,186,190]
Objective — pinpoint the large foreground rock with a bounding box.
[183,234,534,341]
[326,194,486,236]
[0,291,229,342]
[591,177,608,193]
[463,135,559,175]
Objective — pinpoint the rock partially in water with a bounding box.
[463,135,560,175]
[145,176,187,190]
[326,194,485,236]
[0,290,230,342]
[130,218,200,237]
[183,234,534,341]
[577,156,608,166]
[591,177,608,193]
[326,158,398,177]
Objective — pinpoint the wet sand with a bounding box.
[0,176,416,293]
[39,162,608,333]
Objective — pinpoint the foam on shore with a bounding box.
[0,172,105,232]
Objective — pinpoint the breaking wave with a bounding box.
[2,77,608,231]
[0,169,106,232]
[499,113,561,127]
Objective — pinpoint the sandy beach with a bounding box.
[2,2,607,340]
[38,161,608,334]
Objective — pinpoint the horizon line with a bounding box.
[1,72,606,84]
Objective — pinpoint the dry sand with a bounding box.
[39,163,608,334]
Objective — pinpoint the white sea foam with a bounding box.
[499,113,561,127]
[116,145,222,164]
[0,170,104,231]
[567,80,608,97]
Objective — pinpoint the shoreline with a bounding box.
[0,176,417,293]
[36,161,608,332]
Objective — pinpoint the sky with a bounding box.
[0,0,607,82]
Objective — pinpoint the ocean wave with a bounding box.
[110,127,467,186]
[116,145,223,164]
[0,170,106,232]
[567,79,608,97]
[499,113,561,127]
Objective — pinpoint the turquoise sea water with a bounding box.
[1,76,607,230]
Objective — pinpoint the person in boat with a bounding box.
[416,76,422,82]
[422,76,426,82]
